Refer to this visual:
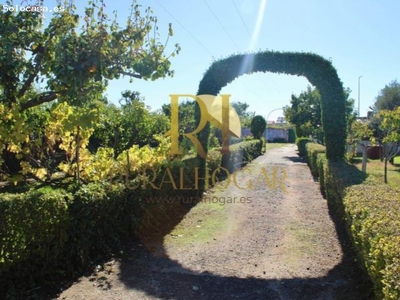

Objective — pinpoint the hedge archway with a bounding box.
[196,50,346,161]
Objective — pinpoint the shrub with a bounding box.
[0,139,263,297]
[305,143,326,177]
[0,184,133,297]
[230,137,244,145]
[222,139,263,173]
[250,115,266,139]
[295,137,311,157]
[304,147,400,299]
[66,183,131,267]
[343,182,400,299]
[316,153,327,196]
[0,188,72,294]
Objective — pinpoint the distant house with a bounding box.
[240,126,290,142]
[241,127,252,137]
[276,116,287,125]
[265,127,288,142]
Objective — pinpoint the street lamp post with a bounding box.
[265,107,282,142]
[358,76,363,117]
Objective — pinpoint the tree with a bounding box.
[0,0,179,177]
[0,0,180,110]
[348,120,374,172]
[250,115,266,139]
[284,86,356,144]
[161,100,198,152]
[350,108,400,182]
[283,86,323,142]
[90,91,170,156]
[377,107,400,184]
[366,79,400,142]
[373,80,400,112]
[231,101,255,127]
[162,100,196,135]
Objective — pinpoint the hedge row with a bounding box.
[0,184,135,297]
[221,139,264,173]
[197,50,347,160]
[301,141,400,300]
[0,139,264,297]
[306,143,326,177]
[295,137,311,157]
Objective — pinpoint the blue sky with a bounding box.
[8,0,400,121]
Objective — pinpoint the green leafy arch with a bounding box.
[196,50,346,160]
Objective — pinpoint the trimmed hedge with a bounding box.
[221,139,264,173]
[0,139,264,297]
[344,182,400,300]
[0,184,135,296]
[250,115,266,139]
[304,141,400,300]
[305,142,326,177]
[295,137,311,157]
[0,188,71,282]
[197,51,347,161]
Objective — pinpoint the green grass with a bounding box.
[352,156,400,189]
[164,143,292,246]
[164,199,228,246]
[265,142,288,151]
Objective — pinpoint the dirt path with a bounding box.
[57,144,371,300]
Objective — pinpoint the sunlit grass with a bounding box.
[352,156,400,189]
[265,142,289,151]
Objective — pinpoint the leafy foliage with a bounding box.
[221,139,264,173]
[0,138,264,296]
[373,80,400,111]
[377,107,400,183]
[231,101,255,127]
[379,107,400,144]
[284,86,356,144]
[305,142,326,177]
[197,51,347,161]
[304,142,400,300]
[250,115,266,139]
[90,91,170,156]
[0,0,180,109]
[295,137,311,157]
[162,100,196,132]
[0,0,180,182]
[284,86,322,140]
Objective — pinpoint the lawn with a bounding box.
[352,156,400,189]
[264,142,289,151]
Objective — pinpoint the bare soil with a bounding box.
[56,144,372,300]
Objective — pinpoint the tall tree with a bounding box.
[284,86,355,144]
[162,100,196,135]
[377,107,400,184]
[231,101,255,127]
[0,0,179,176]
[283,86,323,142]
[90,91,170,156]
[367,79,400,140]
[373,80,400,112]
[0,0,180,110]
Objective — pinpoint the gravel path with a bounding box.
[57,144,371,300]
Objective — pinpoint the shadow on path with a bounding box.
[114,148,372,300]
